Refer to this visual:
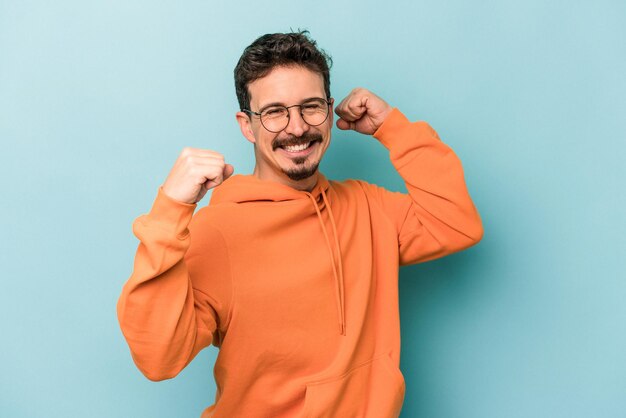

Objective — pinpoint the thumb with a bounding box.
[223,163,235,180]
[336,118,354,131]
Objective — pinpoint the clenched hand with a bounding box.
[161,147,234,204]
[334,88,393,135]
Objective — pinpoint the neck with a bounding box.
[253,165,319,192]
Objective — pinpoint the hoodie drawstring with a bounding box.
[307,188,346,336]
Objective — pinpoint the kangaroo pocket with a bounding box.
[302,353,405,418]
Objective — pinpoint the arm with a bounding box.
[116,187,231,381]
[335,89,483,265]
[117,147,234,380]
[370,109,483,264]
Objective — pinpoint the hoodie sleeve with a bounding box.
[116,186,232,381]
[364,108,483,265]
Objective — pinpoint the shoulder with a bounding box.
[330,178,412,217]
[187,204,234,249]
[329,178,395,198]
[328,178,370,192]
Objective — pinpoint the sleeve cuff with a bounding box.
[372,108,411,149]
[373,108,441,153]
[145,186,197,231]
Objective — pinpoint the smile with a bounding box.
[284,141,313,152]
[277,139,320,158]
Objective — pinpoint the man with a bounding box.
[117,31,483,417]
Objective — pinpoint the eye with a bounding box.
[301,100,325,112]
[263,107,287,117]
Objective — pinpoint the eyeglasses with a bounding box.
[242,98,331,133]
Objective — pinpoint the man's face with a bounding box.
[236,66,333,184]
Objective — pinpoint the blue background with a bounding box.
[1,1,625,417]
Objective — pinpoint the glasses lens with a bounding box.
[261,107,289,132]
[259,99,329,132]
[301,99,329,126]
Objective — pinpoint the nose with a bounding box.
[283,107,310,137]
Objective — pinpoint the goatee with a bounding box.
[284,161,320,181]
[274,132,323,181]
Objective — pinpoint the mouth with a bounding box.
[274,138,322,158]
[283,140,315,152]
[278,141,319,163]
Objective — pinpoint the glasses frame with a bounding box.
[242,98,332,133]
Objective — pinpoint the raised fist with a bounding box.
[335,88,393,135]
[161,147,234,204]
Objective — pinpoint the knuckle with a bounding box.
[208,150,224,160]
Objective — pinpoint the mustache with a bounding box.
[272,133,323,151]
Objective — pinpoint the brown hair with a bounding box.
[234,30,332,111]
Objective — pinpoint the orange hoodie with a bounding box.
[117,108,483,417]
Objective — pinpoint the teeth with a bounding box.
[284,142,311,152]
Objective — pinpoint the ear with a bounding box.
[236,111,256,144]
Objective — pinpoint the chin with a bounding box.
[283,161,320,181]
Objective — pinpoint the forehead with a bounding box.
[248,66,325,109]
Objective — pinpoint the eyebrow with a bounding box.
[257,96,326,113]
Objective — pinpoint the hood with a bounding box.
[210,173,346,336]
[210,173,330,204]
